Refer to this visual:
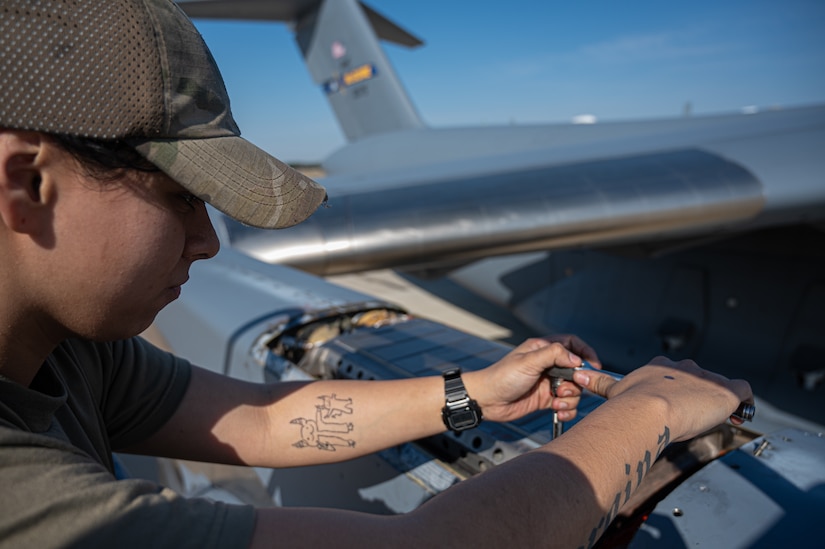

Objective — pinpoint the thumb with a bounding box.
[573,369,618,399]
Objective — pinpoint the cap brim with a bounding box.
[133,135,327,229]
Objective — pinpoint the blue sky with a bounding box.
[189,0,825,163]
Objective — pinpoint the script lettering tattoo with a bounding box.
[290,394,356,451]
[636,451,652,488]
[624,464,633,503]
[580,425,671,549]
[656,425,671,458]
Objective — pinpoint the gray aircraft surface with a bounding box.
[145,214,825,547]
[177,0,825,429]
[142,1,825,545]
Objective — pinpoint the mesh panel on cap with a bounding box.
[1,0,327,229]
[0,0,165,138]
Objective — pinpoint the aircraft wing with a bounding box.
[225,104,825,275]
[228,147,763,274]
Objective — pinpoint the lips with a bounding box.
[166,275,188,301]
[168,285,182,300]
[170,274,189,289]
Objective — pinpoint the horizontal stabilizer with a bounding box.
[359,3,423,47]
[177,0,423,47]
[178,0,425,140]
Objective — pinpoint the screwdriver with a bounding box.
[546,360,755,438]
[550,376,564,439]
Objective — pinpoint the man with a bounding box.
[0,1,753,547]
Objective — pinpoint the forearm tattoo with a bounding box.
[581,425,671,549]
[290,394,356,451]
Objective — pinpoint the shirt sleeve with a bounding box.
[0,427,256,549]
[98,337,193,450]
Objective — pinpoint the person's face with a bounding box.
[34,147,220,341]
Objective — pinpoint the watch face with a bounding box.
[449,408,479,430]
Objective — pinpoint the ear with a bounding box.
[0,131,49,234]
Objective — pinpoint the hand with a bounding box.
[572,356,753,442]
[466,335,601,424]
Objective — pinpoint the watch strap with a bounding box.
[443,368,469,403]
[441,367,483,432]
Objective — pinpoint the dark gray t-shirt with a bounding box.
[0,337,255,548]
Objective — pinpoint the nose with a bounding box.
[184,202,220,261]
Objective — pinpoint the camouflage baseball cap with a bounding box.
[0,0,326,229]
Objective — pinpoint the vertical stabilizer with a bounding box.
[178,0,426,141]
[295,0,425,140]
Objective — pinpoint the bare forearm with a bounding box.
[408,395,670,547]
[534,395,671,547]
[254,376,446,466]
[132,366,449,467]
[250,394,672,548]
[134,340,586,469]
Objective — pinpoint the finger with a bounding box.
[557,409,578,422]
[729,415,745,426]
[518,336,554,352]
[554,380,582,398]
[568,335,601,368]
[729,378,754,405]
[728,379,754,423]
[546,334,602,369]
[527,342,582,374]
[551,395,581,412]
[573,368,618,398]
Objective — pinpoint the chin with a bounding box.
[78,315,158,343]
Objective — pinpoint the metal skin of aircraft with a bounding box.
[137,1,825,546]
[176,0,825,431]
[148,222,825,548]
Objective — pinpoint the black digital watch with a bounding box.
[441,367,483,432]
